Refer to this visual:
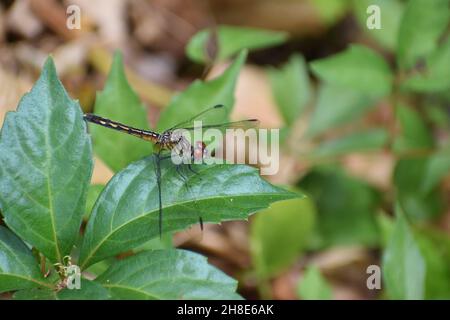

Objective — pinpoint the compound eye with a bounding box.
[193,141,208,160]
[195,141,206,150]
[174,132,184,142]
[194,148,203,160]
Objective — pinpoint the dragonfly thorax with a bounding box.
[158,130,208,163]
[157,130,179,148]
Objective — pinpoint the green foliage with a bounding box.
[421,147,450,193]
[96,250,242,299]
[393,106,444,221]
[0,54,296,299]
[353,0,404,51]
[0,226,52,293]
[310,0,349,25]
[299,168,380,247]
[297,266,332,300]
[90,52,152,172]
[79,158,294,269]
[311,129,388,158]
[310,45,393,98]
[268,54,311,126]
[394,158,444,221]
[186,26,287,64]
[307,84,374,137]
[84,184,104,220]
[250,191,315,278]
[1,10,450,300]
[216,3,450,300]
[402,37,450,93]
[393,105,433,153]
[307,45,392,137]
[383,206,450,299]
[415,233,450,299]
[13,280,110,300]
[0,58,93,263]
[397,0,449,70]
[158,50,246,131]
[382,207,426,299]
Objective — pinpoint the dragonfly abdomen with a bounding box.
[83,113,159,143]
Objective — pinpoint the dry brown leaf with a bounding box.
[0,67,32,126]
[70,0,126,46]
[6,0,43,39]
[208,63,284,128]
[307,246,370,271]
[272,269,300,300]
[210,0,324,35]
[175,223,250,269]
[91,156,114,185]
[88,46,174,107]
[342,152,394,191]
[0,6,4,43]
[130,0,208,55]
[30,0,84,40]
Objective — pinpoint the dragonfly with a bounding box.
[83,104,258,237]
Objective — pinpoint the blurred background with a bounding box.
[0,0,449,300]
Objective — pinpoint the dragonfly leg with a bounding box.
[199,216,204,231]
[175,164,188,182]
[186,164,203,182]
[153,152,163,239]
[187,163,199,175]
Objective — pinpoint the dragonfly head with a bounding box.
[159,130,181,147]
[170,129,188,143]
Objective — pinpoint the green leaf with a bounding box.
[426,104,450,129]
[186,26,287,64]
[310,0,349,24]
[0,226,52,293]
[392,105,442,221]
[415,233,450,299]
[311,129,388,158]
[97,249,242,299]
[376,212,394,248]
[394,158,444,221]
[0,57,93,263]
[90,52,152,172]
[84,184,105,220]
[157,51,246,131]
[13,279,110,300]
[13,288,57,300]
[58,279,110,300]
[268,54,311,126]
[382,207,426,300]
[79,156,296,269]
[353,0,404,51]
[397,0,450,70]
[402,37,450,93]
[310,45,393,98]
[393,105,433,153]
[84,258,115,277]
[133,232,173,252]
[380,214,450,299]
[307,84,374,137]
[421,147,450,193]
[297,266,332,300]
[250,190,314,278]
[298,167,379,247]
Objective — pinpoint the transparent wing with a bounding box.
[180,119,259,131]
[169,104,227,130]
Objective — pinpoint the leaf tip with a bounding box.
[41,56,58,80]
